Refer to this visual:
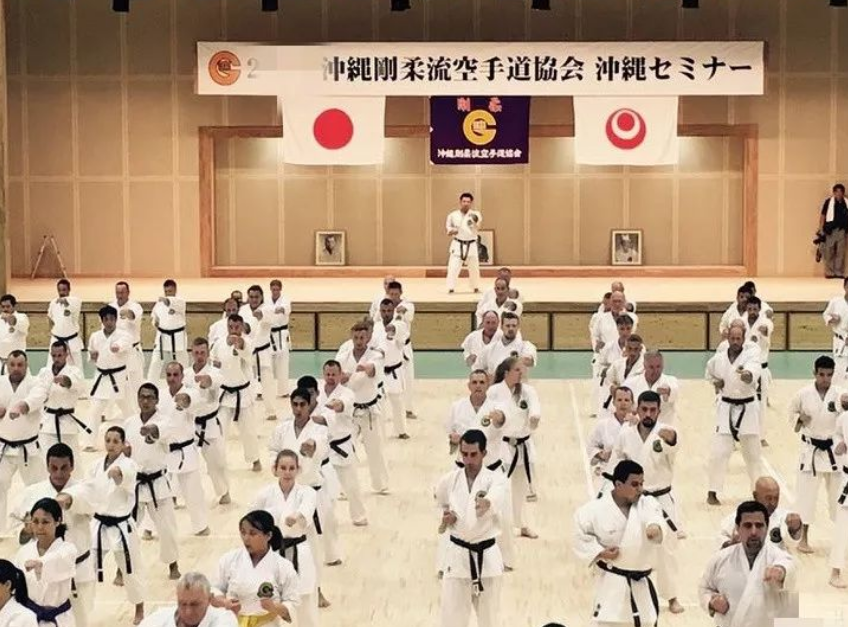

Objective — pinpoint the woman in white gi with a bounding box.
[211,510,300,627]
[487,356,541,539]
[13,498,77,627]
[0,560,38,627]
[251,450,318,627]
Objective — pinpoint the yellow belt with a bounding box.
[237,613,276,627]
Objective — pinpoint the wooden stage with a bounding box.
[8,276,841,352]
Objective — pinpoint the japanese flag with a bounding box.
[280,96,386,165]
[574,97,679,166]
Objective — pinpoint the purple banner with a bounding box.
[430,96,530,165]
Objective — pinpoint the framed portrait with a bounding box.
[315,231,346,266]
[477,230,495,266]
[611,229,642,266]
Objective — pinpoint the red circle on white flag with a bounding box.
[605,108,646,150]
[313,109,354,150]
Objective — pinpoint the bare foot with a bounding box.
[504,565,514,572]
[829,574,847,588]
[398,433,410,440]
[195,527,211,537]
[83,446,98,453]
[219,493,231,505]
[142,530,154,541]
[798,542,815,554]
[353,519,369,527]
[267,414,277,421]
[707,492,721,506]
[252,460,262,473]
[526,494,538,502]
[669,598,685,614]
[676,530,688,540]
[169,563,181,580]
[133,607,144,626]
[520,527,538,539]
[326,559,342,567]
[113,570,124,587]
[376,488,389,496]
[318,590,331,608]
[761,439,769,447]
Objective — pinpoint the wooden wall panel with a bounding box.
[788,313,831,350]
[552,313,593,350]
[636,313,706,350]
[412,313,469,350]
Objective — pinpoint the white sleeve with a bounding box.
[572,504,605,564]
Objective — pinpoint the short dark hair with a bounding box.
[290,388,312,405]
[270,279,282,289]
[386,281,403,292]
[50,341,69,352]
[737,285,753,296]
[106,426,126,441]
[747,296,762,308]
[163,279,177,290]
[323,359,342,371]
[379,298,394,308]
[0,294,16,306]
[56,279,70,289]
[735,500,770,526]
[612,459,643,485]
[460,428,487,451]
[138,382,159,400]
[247,284,263,296]
[8,350,26,361]
[460,192,474,201]
[227,313,244,325]
[46,443,74,467]
[501,311,520,323]
[115,281,130,291]
[814,355,835,372]
[834,183,845,193]
[99,305,118,320]
[615,314,634,327]
[637,390,662,407]
[192,337,209,348]
[296,376,318,393]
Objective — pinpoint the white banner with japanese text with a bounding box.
[197,41,764,97]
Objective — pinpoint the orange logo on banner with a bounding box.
[208,51,241,86]
[462,110,497,146]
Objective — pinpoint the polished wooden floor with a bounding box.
[2,376,847,626]
[9,276,845,305]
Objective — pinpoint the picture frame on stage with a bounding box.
[315,230,346,266]
[611,229,642,266]
[478,230,494,266]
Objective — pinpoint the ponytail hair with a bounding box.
[240,510,283,552]
[30,498,66,540]
[0,559,29,604]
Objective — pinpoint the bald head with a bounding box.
[753,476,780,515]
[610,290,625,313]
[611,281,625,293]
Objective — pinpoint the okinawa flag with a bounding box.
[280,96,385,165]
[574,97,679,165]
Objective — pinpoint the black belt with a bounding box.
[45,407,91,441]
[384,362,403,379]
[721,396,755,442]
[168,438,194,471]
[94,513,133,582]
[312,485,323,535]
[642,486,678,532]
[253,343,271,382]
[839,466,848,505]
[281,535,307,573]
[22,598,72,627]
[70,549,91,599]
[220,382,250,422]
[761,362,769,368]
[595,561,659,627]
[133,469,166,518]
[801,435,838,476]
[503,435,532,483]
[0,435,39,465]
[52,331,79,343]
[354,397,380,430]
[329,434,352,459]
[270,324,289,352]
[194,409,221,447]
[157,325,185,360]
[91,365,127,396]
[449,535,496,593]
[453,238,477,262]
[454,459,503,472]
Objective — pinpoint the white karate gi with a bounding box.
[824,295,848,384]
[138,606,237,627]
[445,208,482,292]
[718,506,800,552]
[335,343,388,493]
[14,538,77,627]
[487,381,540,529]
[612,422,681,600]
[395,299,416,415]
[436,467,507,627]
[268,418,339,569]
[746,314,774,412]
[157,387,209,534]
[460,329,501,370]
[706,342,764,492]
[787,383,844,523]
[698,542,797,627]
[591,310,639,351]
[586,415,629,492]
[147,297,189,381]
[48,297,84,368]
[88,453,145,606]
[476,336,537,379]
[38,363,86,462]
[239,303,276,417]
[604,353,645,417]
[109,299,145,401]
[595,340,627,417]
[11,478,99,627]
[474,298,523,328]
[316,383,366,524]
[573,491,664,627]
[207,317,228,352]
[211,335,260,465]
[0,374,48,531]
[123,411,179,566]
[829,410,848,569]
[183,362,230,499]
[372,319,408,436]
[623,373,680,425]
[269,295,292,398]
[251,483,318,627]
[84,327,134,449]
[0,311,29,366]
[482,284,524,305]
[212,548,300,627]
[0,599,37,627]
[719,303,747,338]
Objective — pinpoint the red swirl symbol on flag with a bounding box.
[313,109,354,150]
[605,108,646,150]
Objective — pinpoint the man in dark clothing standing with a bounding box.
[819,183,848,278]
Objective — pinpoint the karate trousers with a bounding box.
[355,407,389,493]
[440,577,500,627]
[829,499,848,569]
[200,437,230,498]
[795,469,841,523]
[334,463,367,524]
[446,245,480,292]
[708,433,763,493]
[273,349,291,397]
[219,405,261,465]
[83,396,134,449]
[0,452,45,532]
[136,495,179,565]
[71,580,95,627]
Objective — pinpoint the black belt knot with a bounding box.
[194,409,220,446]
[453,237,476,262]
[22,598,72,626]
[46,406,91,440]
[168,438,194,471]
[721,396,754,442]
[0,435,39,465]
[91,365,127,396]
[329,434,352,458]
[157,325,185,360]
[449,535,496,593]
[94,512,133,582]
[384,362,403,378]
[801,435,838,476]
[596,560,658,627]
[133,469,166,519]
[220,382,250,422]
[281,535,307,573]
[503,434,532,482]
